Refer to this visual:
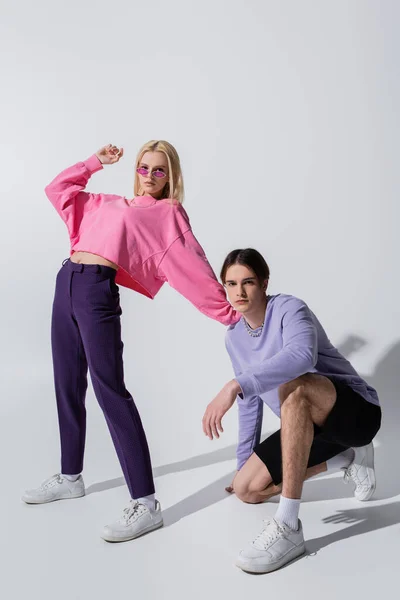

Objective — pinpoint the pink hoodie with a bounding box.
[45,155,239,326]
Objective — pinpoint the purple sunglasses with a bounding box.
[136,167,167,179]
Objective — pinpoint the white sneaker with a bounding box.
[101,500,163,543]
[236,518,305,574]
[22,474,85,504]
[343,443,376,501]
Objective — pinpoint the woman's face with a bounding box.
[224,264,267,314]
[137,151,169,199]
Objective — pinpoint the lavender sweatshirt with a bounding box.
[225,294,379,470]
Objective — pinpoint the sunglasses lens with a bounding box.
[137,167,166,178]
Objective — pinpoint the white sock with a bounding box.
[62,474,80,482]
[326,448,355,473]
[136,494,156,511]
[275,496,301,531]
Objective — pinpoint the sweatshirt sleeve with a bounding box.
[235,297,318,399]
[157,229,240,326]
[225,335,263,470]
[44,155,104,239]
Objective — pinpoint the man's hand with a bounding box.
[202,380,241,440]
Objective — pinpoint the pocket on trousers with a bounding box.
[107,277,120,299]
[107,278,122,315]
[86,278,120,311]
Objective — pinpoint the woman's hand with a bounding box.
[225,471,238,494]
[96,144,124,165]
[202,380,241,440]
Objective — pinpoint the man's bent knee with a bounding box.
[234,483,261,504]
[233,476,270,504]
[279,379,308,405]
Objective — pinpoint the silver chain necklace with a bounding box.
[243,318,264,338]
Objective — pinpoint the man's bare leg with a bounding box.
[277,374,337,529]
[258,462,327,502]
[234,453,327,504]
[279,374,336,499]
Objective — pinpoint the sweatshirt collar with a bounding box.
[130,195,157,207]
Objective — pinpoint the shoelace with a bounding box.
[122,500,146,524]
[40,474,63,490]
[343,465,368,492]
[343,464,355,484]
[253,519,283,549]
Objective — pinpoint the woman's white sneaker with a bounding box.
[101,499,163,543]
[343,443,376,501]
[22,474,85,504]
[236,518,305,574]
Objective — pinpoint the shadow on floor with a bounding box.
[306,500,400,555]
[86,337,400,540]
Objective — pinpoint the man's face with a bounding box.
[224,264,267,314]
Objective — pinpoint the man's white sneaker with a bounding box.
[235,518,305,574]
[101,499,163,543]
[22,474,85,504]
[343,442,376,501]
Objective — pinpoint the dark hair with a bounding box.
[220,248,270,285]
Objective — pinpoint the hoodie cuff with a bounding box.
[236,458,246,471]
[83,154,104,174]
[235,374,259,400]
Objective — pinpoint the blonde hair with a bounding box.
[134,140,185,204]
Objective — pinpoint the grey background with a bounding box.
[0,1,399,598]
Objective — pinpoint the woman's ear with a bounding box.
[263,279,269,292]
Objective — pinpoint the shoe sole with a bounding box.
[356,443,376,501]
[236,544,306,574]
[22,491,86,504]
[101,518,164,543]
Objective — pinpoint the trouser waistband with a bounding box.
[62,258,116,276]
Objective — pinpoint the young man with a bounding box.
[202,249,381,574]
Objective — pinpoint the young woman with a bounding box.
[202,248,381,573]
[22,141,239,543]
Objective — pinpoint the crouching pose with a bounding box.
[202,248,381,574]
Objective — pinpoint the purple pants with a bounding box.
[51,259,155,498]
